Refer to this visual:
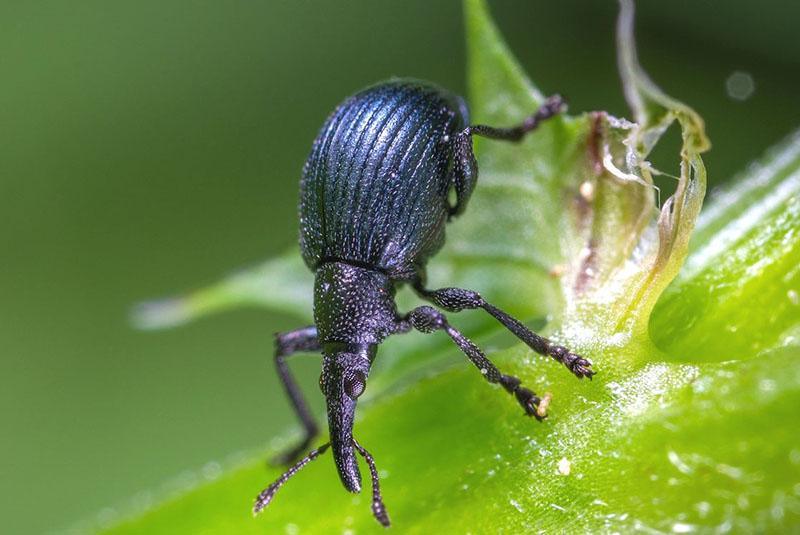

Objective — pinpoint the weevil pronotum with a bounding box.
[254,79,594,526]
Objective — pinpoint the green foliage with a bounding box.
[651,130,800,362]
[115,0,800,532]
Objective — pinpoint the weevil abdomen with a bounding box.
[299,79,468,280]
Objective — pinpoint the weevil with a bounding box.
[253,79,594,526]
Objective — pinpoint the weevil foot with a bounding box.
[567,354,595,379]
[500,375,549,421]
[549,345,595,379]
[542,93,567,116]
[515,387,544,420]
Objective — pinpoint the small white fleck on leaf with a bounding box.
[557,457,571,476]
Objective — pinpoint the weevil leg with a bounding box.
[272,325,322,465]
[414,284,594,379]
[448,94,566,217]
[468,94,566,142]
[399,306,547,419]
[449,129,478,217]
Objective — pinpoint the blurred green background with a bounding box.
[2,1,799,533]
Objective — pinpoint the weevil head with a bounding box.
[320,344,374,493]
[313,262,397,493]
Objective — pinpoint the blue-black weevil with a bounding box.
[253,79,594,526]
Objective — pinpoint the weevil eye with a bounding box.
[343,370,366,399]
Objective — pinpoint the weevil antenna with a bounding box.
[253,443,330,515]
[353,438,391,527]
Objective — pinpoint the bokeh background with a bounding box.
[2,1,799,532]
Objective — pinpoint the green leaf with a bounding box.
[97,346,800,534]
[132,252,313,330]
[651,129,800,361]
[103,0,800,533]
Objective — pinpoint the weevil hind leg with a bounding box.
[467,94,566,142]
[448,129,478,217]
[271,325,323,466]
[447,94,566,218]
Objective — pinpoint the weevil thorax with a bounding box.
[314,261,397,492]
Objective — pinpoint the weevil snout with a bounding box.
[321,347,373,493]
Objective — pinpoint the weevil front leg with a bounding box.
[448,94,566,217]
[414,284,594,379]
[272,325,322,465]
[398,306,547,419]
